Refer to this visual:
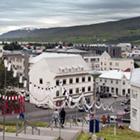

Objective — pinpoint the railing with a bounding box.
[16,119,40,136]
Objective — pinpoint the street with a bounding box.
[0,96,129,123]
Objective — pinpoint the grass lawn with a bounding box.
[97,126,140,140]
[0,121,48,133]
[76,127,140,140]
[77,131,91,140]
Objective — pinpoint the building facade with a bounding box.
[83,51,134,71]
[130,68,140,132]
[29,53,93,105]
[75,44,122,58]
[98,70,131,96]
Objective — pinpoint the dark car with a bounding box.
[100,93,112,98]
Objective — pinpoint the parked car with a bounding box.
[35,104,49,109]
[100,93,112,98]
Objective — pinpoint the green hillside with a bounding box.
[1,17,140,44]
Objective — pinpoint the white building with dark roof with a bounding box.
[130,68,140,132]
[29,53,93,105]
[98,70,131,96]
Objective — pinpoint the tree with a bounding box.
[3,42,22,51]
[0,59,18,89]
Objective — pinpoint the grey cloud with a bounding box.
[0,0,140,34]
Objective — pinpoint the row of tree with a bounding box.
[3,42,22,51]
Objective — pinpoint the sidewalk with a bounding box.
[0,132,56,140]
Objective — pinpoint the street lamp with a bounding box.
[88,71,101,134]
[3,59,8,140]
[112,94,118,136]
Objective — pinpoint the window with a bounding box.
[111,80,113,84]
[56,80,59,86]
[107,87,109,92]
[69,89,73,94]
[82,87,85,92]
[123,81,125,85]
[128,89,130,94]
[116,88,118,95]
[88,76,91,82]
[63,79,66,85]
[56,91,59,97]
[116,80,118,84]
[91,58,96,62]
[39,78,43,84]
[111,87,114,92]
[84,58,88,62]
[122,89,125,95]
[76,78,79,83]
[88,86,91,92]
[82,77,85,82]
[69,78,73,84]
[76,88,79,93]
[132,108,137,119]
[110,62,112,65]
[100,79,102,82]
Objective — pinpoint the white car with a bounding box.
[35,104,49,109]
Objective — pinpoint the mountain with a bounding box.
[1,17,140,44]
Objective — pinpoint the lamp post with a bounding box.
[89,71,101,134]
[3,59,8,140]
[113,94,118,136]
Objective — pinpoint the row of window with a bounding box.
[100,86,130,95]
[99,79,126,85]
[39,76,92,85]
[101,62,119,66]
[56,76,91,86]
[56,86,92,97]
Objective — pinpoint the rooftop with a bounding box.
[30,53,79,64]
[99,70,130,80]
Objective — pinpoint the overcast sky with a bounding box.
[0,0,140,34]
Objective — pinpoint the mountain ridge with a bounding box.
[1,16,140,44]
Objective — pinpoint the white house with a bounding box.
[29,53,93,105]
[130,68,140,132]
[83,51,134,71]
[98,70,131,96]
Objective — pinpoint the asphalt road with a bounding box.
[0,96,129,122]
